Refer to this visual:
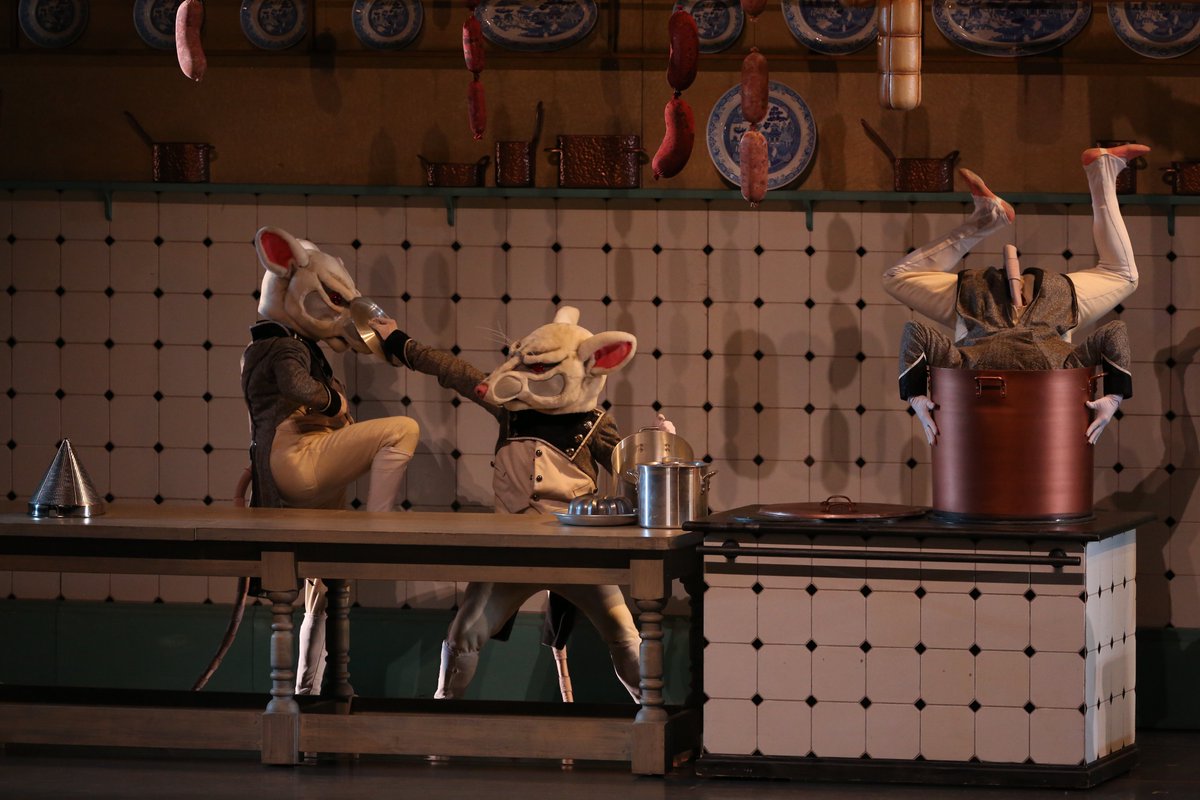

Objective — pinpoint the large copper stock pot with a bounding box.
[930,366,1100,522]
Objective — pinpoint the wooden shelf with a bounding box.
[5,180,1200,232]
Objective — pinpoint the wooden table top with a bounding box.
[0,503,702,552]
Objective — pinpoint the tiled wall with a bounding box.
[0,190,1195,630]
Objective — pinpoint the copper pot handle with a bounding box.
[821,494,856,512]
[975,376,1007,398]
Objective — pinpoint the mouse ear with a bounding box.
[553,306,581,326]
[255,226,309,277]
[580,331,637,375]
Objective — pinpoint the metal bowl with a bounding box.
[348,297,388,360]
[566,494,634,516]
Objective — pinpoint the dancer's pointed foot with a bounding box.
[1083,143,1150,166]
[959,167,1015,223]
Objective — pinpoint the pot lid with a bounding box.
[758,495,927,522]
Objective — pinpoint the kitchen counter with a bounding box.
[0,504,702,774]
[687,507,1152,788]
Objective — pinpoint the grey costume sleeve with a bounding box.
[382,330,501,419]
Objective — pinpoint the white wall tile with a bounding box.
[757,699,810,757]
[758,644,812,701]
[758,302,809,357]
[919,704,974,760]
[1030,707,1085,765]
[975,705,1030,763]
[866,591,921,647]
[109,242,158,292]
[810,701,865,758]
[865,702,920,759]
[703,698,757,755]
[159,197,208,242]
[809,251,861,304]
[207,197,258,244]
[557,247,606,302]
[657,249,707,302]
[60,194,110,241]
[658,207,707,251]
[454,203,506,247]
[110,573,160,603]
[758,251,810,304]
[11,240,60,290]
[110,194,159,242]
[975,594,1030,651]
[976,650,1030,707]
[706,641,758,699]
[811,644,865,701]
[60,241,110,292]
[12,192,60,239]
[506,203,556,248]
[60,572,110,602]
[12,571,61,600]
[607,203,658,250]
[407,246,456,298]
[13,291,60,342]
[306,198,358,245]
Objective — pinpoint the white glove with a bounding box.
[1085,394,1121,445]
[655,413,677,435]
[910,395,938,445]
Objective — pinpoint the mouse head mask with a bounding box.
[254,226,368,353]
[476,306,637,414]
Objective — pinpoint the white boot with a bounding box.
[365,447,413,512]
[294,610,327,695]
[434,640,479,699]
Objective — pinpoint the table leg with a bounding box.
[262,587,300,765]
[632,595,668,775]
[324,577,354,709]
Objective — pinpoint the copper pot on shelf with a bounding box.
[930,366,1100,522]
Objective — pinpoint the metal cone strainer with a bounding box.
[28,439,106,518]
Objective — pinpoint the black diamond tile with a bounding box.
[500,241,512,252]
[754,245,764,255]
[804,298,815,309]
[754,350,763,360]
[805,584,817,596]
[804,245,815,257]
[54,388,64,399]
[105,235,114,246]
[203,495,213,505]
[1167,251,1177,262]
[153,495,164,504]
[804,351,814,361]
[602,295,611,306]
[153,391,163,401]
[351,498,362,509]
[1165,569,1175,580]
[451,293,461,303]
[753,454,764,465]
[969,700,981,712]
[753,402,763,414]
[203,237,213,248]
[652,244,662,254]
[652,348,662,359]
[202,340,212,350]
[703,296,713,307]
[752,638,763,650]
[1062,249,1073,261]
[652,400,662,412]
[1024,646,1036,658]
[601,243,612,253]
[915,586,926,599]
[5,440,13,450]
[855,404,866,415]
[55,338,64,349]
[450,396,461,407]
[703,244,713,255]
[55,286,65,296]
[702,402,713,412]
[1167,304,1177,315]
[601,399,612,410]
[969,644,981,656]
[1025,588,1037,601]
[969,587,981,600]
[202,392,212,402]
[153,236,163,247]
[1165,516,1177,528]
[860,585,871,597]
[202,288,212,299]
[754,297,764,308]
[1024,702,1036,714]
[855,457,866,468]
[1166,410,1177,421]
[906,457,918,469]
[1112,462,1123,473]
[855,352,866,362]
[400,396,411,406]
[104,390,114,401]
[451,241,461,251]
[203,443,213,454]
[652,296,662,307]
[702,349,713,360]
[450,345,461,356]
[1114,303,1124,314]
[804,403,815,415]
[153,442,163,453]
[751,694,763,706]
[914,698,926,710]
[351,239,361,250]
[856,246,867,257]
[860,642,871,653]
[856,298,866,310]
[805,695,817,706]
[104,442,114,452]
[153,287,164,298]
[860,697,871,708]
[551,242,562,253]
[401,240,411,250]
[803,455,815,467]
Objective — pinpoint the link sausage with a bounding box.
[739,128,768,207]
[741,0,768,19]
[740,47,768,125]
[652,95,695,180]
[667,9,699,93]
[175,0,206,82]
[467,77,487,141]
[463,15,486,74]
[878,0,921,110]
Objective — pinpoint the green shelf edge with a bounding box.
[5,181,1199,233]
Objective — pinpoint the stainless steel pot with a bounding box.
[636,460,717,529]
[612,428,695,505]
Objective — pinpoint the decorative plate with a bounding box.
[240,0,307,51]
[933,0,1091,57]
[554,512,637,527]
[706,80,818,191]
[133,0,183,51]
[18,0,89,48]
[680,0,743,54]
[1108,2,1200,59]
[352,0,423,50]
[474,0,598,52]
[781,0,879,56]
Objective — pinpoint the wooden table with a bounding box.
[0,505,703,774]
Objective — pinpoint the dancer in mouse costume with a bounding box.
[884,144,1148,445]
[369,306,644,701]
[243,226,420,695]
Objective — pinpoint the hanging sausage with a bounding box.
[175,0,206,82]
[738,0,768,205]
[463,5,487,140]
[652,9,699,180]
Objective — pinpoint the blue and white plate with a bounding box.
[474,0,598,52]
[782,0,879,56]
[680,0,743,54]
[707,80,818,191]
[1108,2,1200,59]
[133,0,182,51]
[18,0,89,48]
[241,0,307,50]
[352,0,422,50]
[933,0,1091,57]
